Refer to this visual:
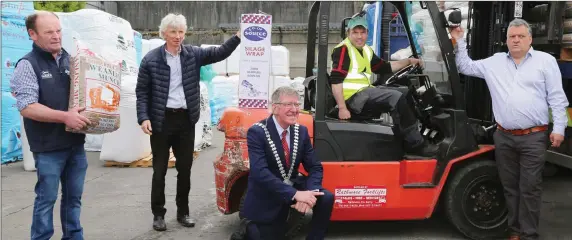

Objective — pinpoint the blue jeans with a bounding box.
[31,144,88,240]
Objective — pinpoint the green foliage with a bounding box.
[33,1,86,12]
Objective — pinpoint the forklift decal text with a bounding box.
[334,186,387,208]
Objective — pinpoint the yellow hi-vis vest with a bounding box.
[332,38,374,100]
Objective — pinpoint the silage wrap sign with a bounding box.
[238,14,272,108]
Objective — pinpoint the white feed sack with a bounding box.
[67,38,121,134]
[271,76,291,92]
[267,75,291,103]
[56,9,138,77]
[195,82,213,151]
[290,77,306,108]
[227,45,241,75]
[148,39,166,50]
[142,39,150,57]
[271,46,290,76]
[99,75,152,163]
[391,47,413,61]
[142,38,166,58]
[20,116,35,171]
[85,135,104,151]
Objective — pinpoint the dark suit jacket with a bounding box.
[241,115,324,223]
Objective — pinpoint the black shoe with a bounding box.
[153,216,167,231]
[177,215,196,227]
[408,141,439,157]
[229,219,251,240]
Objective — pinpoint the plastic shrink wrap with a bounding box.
[210,75,239,125]
[1,1,34,164]
[271,46,290,76]
[195,82,212,151]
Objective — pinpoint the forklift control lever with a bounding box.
[482,124,497,132]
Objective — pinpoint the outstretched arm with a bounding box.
[199,34,241,66]
[370,53,395,74]
[450,27,488,79]
[389,58,413,72]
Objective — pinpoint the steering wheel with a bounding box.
[384,63,420,86]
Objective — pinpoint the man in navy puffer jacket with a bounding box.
[136,13,240,231]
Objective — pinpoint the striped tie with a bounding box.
[281,130,290,167]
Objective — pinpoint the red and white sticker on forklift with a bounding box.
[334,186,387,208]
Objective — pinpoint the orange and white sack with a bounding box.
[67,38,122,134]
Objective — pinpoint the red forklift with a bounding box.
[216,2,509,239]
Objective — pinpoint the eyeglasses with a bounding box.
[275,102,301,108]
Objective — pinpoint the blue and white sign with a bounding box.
[243,26,268,41]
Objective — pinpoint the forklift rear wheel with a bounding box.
[238,190,305,238]
[444,159,508,240]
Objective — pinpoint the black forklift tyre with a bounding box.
[444,159,508,240]
[238,190,306,239]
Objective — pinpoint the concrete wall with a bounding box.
[115,1,356,78]
[116,1,358,31]
[85,1,118,15]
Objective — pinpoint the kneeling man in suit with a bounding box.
[241,86,334,240]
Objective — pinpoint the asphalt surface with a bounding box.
[2,131,572,240]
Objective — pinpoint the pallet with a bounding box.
[103,151,198,168]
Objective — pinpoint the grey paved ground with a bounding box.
[2,131,572,240]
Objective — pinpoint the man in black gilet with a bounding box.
[10,11,91,240]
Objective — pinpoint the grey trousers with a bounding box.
[346,86,423,146]
[493,129,548,240]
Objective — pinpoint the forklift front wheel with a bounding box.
[444,159,509,240]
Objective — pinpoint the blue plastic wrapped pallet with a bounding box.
[199,65,216,123]
[210,75,239,125]
[1,1,34,164]
[134,31,143,65]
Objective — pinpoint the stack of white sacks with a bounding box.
[268,46,306,108]
[207,42,306,125]
[268,46,292,97]
[207,43,239,125]
[52,9,151,164]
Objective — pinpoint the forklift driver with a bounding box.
[329,15,439,157]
